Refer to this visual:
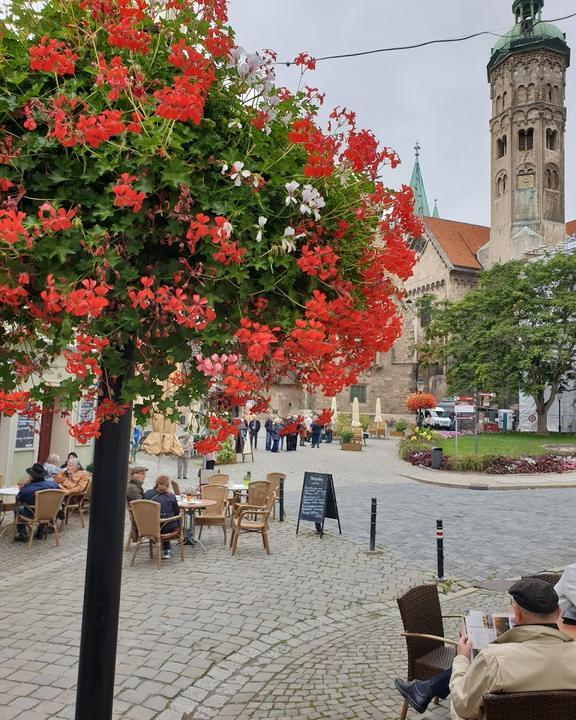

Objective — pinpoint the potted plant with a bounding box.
[340,427,362,451]
[216,438,237,465]
[390,419,408,438]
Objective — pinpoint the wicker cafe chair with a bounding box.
[230,490,276,556]
[265,473,286,520]
[129,500,184,569]
[196,484,228,544]
[60,478,92,530]
[208,473,230,486]
[484,690,576,719]
[171,479,181,496]
[14,489,67,549]
[397,584,458,720]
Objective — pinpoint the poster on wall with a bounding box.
[75,397,97,446]
[15,413,35,450]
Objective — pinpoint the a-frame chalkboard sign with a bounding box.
[296,472,342,538]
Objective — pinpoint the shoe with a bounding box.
[14,533,27,543]
[162,550,172,559]
[394,678,431,714]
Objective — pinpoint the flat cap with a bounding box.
[509,578,559,615]
[130,466,148,475]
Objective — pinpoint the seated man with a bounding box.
[143,475,181,559]
[126,466,147,502]
[394,578,576,718]
[555,564,576,614]
[55,457,90,495]
[15,463,60,542]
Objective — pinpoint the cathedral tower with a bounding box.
[479,0,570,267]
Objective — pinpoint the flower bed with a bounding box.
[405,449,576,474]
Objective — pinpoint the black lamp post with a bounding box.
[416,379,425,427]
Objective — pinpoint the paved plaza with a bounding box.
[0,439,573,719]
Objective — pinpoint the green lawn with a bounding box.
[435,433,576,457]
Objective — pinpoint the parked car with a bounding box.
[423,407,452,429]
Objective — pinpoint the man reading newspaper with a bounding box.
[394,578,576,718]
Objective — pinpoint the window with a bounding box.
[546,84,553,102]
[497,136,507,158]
[546,167,559,190]
[503,91,508,108]
[518,169,535,189]
[546,129,558,150]
[517,85,527,104]
[497,174,508,196]
[518,128,534,151]
[350,385,367,404]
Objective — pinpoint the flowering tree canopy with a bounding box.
[405,392,437,413]
[0,0,419,450]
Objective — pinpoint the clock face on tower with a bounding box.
[518,172,535,190]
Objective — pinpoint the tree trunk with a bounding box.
[534,383,560,435]
[75,345,133,720]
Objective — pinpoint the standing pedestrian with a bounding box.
[311,417,322,448]
[177,432,193,480]
[271,418,282,453]
[264,415,273,451]
[131,425,142,462]
[248,416,261,449]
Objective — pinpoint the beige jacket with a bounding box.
[450,624,576,719]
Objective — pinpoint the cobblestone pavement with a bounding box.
[141,440,576,582]
[0,438,571,719]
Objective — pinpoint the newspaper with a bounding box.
[463,610,515,658]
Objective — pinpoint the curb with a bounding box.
[400,473,576,491]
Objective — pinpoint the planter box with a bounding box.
[341,442,362,452]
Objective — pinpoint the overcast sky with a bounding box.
[229,0,576,227]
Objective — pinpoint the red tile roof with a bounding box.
[423,217,490,270]
[567,219,576,237]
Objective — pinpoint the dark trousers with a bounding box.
[271,438,279,452]
[251,431,259,449]
[265,430,272,450]
[311,433,321,448]
[418,669,451,700]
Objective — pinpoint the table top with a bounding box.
[0,487,19,496]
[228,483,248,492]
[178,498,217,509]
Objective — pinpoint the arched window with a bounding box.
[552,86,561,104]
[503,174,507,193]
[503,91,508,108]
[496,95,502,113]
[527,83,536,102]
[519,128,534,151]
[517,85,527,104]
[546,129,558,150]
[496,173,508,196]
[497,176,502,196]
[497,135,507,158]
[546,84,553,102]
[546,167,559,190]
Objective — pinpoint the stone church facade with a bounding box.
[274,0,576,422]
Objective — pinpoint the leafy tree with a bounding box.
[423,254,576,433]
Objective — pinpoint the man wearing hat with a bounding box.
[126,466,148,503]
[394,578,576,719]
[14,463,60,542]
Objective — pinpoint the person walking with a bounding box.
[131,425,142,462]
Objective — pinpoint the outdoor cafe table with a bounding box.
[0,487,19,534]
[178,497,216,550]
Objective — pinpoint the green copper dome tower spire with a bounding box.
[409,142,430,217]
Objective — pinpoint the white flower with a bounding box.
[299,184,326,221]
[221,163,229,175]
[281,227,297,253]
[255,216,267,243]
[227,120,242,129]
[230,161,251,186]
[284,180,300,206]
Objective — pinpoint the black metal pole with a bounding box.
[436,519,446,581]
[75,349,133,720]
[369,498,377,552]
[279,476,285,522]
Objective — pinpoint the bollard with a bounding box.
[279,476,285,522]
[436,519,446,581]
[369,498,377,552]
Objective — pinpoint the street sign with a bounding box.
[455,396,475,415]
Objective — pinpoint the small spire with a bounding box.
[433,199,440,218]
[409,141,430,217]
